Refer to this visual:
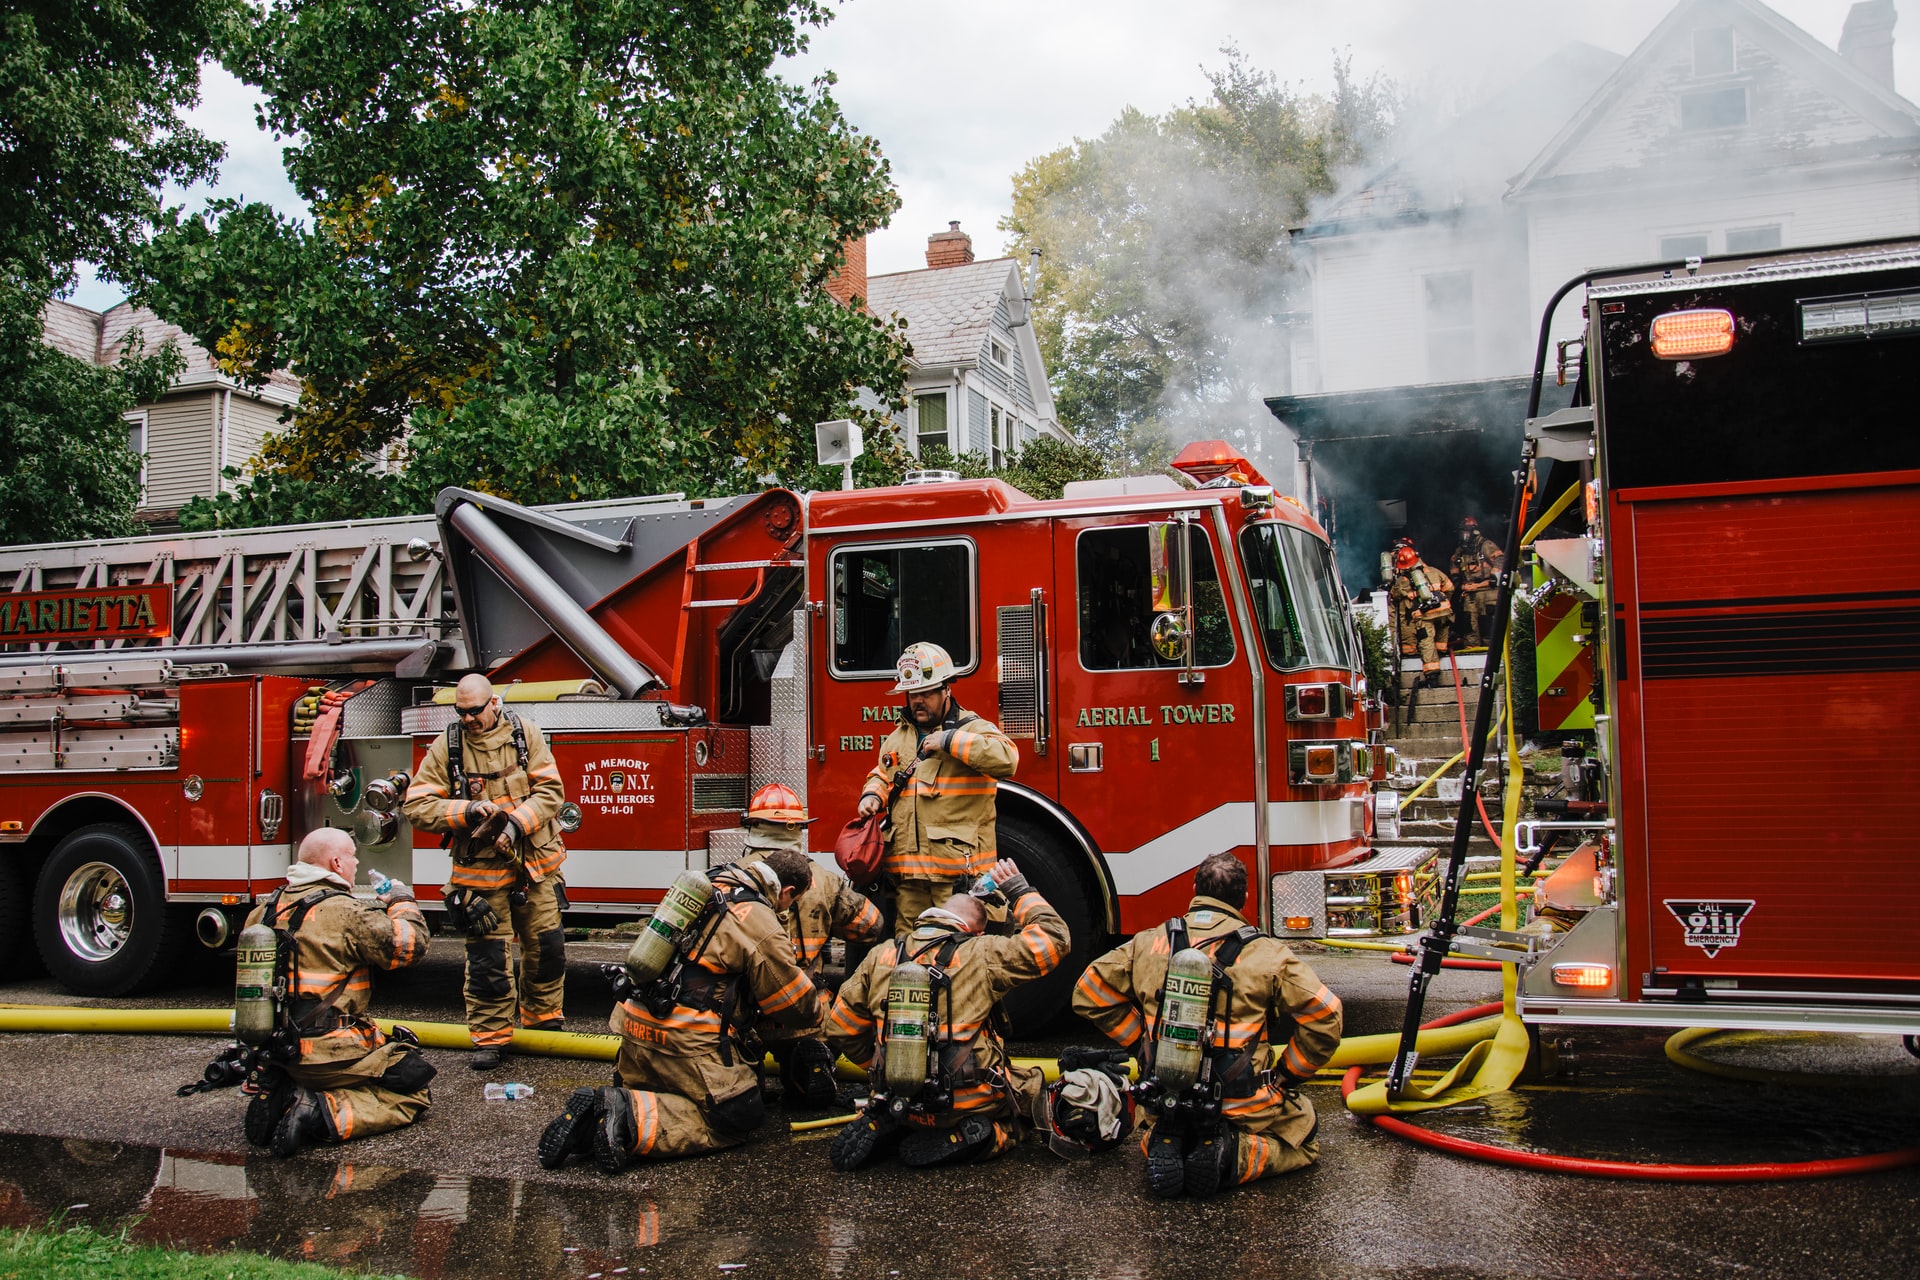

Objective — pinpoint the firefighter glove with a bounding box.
[993,871,1031,899]
[379,880,415,905]
[462,891,501,938]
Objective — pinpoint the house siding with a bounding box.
[224,394,286,473]
[142,392,218,511]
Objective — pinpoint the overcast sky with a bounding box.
[68,0,1920,309]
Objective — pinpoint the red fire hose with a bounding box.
[1339,1066,1920,1180]
[1391,952,1504,971]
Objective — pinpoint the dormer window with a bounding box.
[1693,26,1735,77]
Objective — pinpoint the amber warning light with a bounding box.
[1649,308,1734,359]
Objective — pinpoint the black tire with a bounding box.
[997,817,1104,1034]
[33,822,188,996]
[0,854,34,979]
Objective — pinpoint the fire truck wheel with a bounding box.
[32,823,188,997]
[996,817,1102,1035]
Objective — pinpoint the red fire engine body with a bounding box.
[0,444,1419,1015]
[1467,239,1920,1038]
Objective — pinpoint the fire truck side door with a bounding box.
[1052,513,1257,925]
[174,677,257,893]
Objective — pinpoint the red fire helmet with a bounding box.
[745,782,812,826]
[1393,546,1420,570]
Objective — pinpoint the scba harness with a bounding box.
[875,931,1005,1117]
[1145,917,1270,1127]
[441,712,536,919]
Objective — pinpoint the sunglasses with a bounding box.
[454,703,490,719]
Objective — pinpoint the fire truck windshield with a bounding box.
[1238,522,1357,672]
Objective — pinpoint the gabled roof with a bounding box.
[864,257,1025,368]
[39,299,301,403]
[1303,43,1623,233]
[1508,0,1920,198]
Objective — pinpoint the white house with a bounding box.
[836,223,1067,465]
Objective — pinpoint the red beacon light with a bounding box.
[1171,441,1269,488]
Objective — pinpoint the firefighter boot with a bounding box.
[244,1075,294,1149]
[898,1115,996,1168]
[1183,1124,1238,1197]
[1145,1114,1191,1199]
[538,1086,603,1170]
[593,1086,638,1174]
[779,1038,839,1110]
[829,1108,901,1172]
[271,1088,336,1158]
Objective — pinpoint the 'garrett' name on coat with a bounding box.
[1075,703,1237,727]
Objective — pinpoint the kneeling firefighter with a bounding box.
[537,855,818,1171]
[741,783,886,1109]
[230,828,435,1158]
[1072,852,1343,1197]
[823,858,1069,1169]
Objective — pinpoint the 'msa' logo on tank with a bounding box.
[1663,899,1755,958]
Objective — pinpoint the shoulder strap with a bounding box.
[1163,916,1188,955]
[444,721,466,797]
[1212,924,1263,971]
[506,711,529,770]
[284,887,353,935]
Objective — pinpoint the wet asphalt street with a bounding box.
[3,935,1919,1279]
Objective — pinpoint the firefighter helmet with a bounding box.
[744,782,812,827]
[1393,546,1419,571]
[1458,516,1479,533]
[891,642,957,693]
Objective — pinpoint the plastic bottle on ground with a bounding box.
[484,1082,535,1101]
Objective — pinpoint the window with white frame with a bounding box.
[915,391,948,456]
[989,404,1006,468]
[989,339,1009,367]
[1693,26,1735,76]
[124,410,148,505]
[1659,232,1711,260]
[1423,272,1475,380]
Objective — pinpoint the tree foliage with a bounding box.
[1002,49,1395,474]
[0,0,233,545]
[143,0,911,529]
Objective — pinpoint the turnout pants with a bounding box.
[464,877,567,1047]
[892,878,961,937]
[289,1040,432,1142]
[610,1038,765,1162]
[1456,586,1498,647]
[1139,1089,1321,1187]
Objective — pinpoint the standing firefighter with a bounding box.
[401,673,569,1070]
[238,829,435,1157]
[739,782,884,1108]
[537,857,818,1171]
[823,860,1068,1170]
[1389,545,1455,689]
[1073,852,1342,1197]
[856,642,1018,934]
[1448,516,1505,649]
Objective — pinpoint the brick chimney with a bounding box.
[824,234,867,309]
[1840,0,1897,92]
[925,221,974,269]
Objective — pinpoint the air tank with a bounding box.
[882,960,933,1095]
[624,869,714,984]
[1152,948,1214,1091]
[233,922,280,1046]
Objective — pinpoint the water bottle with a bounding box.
[969,871,998,899]
[484,1082,535,1101]
[368,869,393,896]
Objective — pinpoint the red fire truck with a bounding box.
[1414,238,1920,1048]
[0,444,1428,1018]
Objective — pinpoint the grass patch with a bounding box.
[0,1222,403,1280]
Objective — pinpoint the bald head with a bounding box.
[452,674,501,730]
[298,827,355,866]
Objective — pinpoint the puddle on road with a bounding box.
[1395,1026,1920,1164]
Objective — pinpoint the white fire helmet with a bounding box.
[891,641,957,694]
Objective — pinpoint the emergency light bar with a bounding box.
[1799,288,1920,344]
[1649,308,1734,359]
[1550,962,1612,989]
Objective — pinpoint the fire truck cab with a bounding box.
[1468,239,1920,1038]
[0,444,1424,1019]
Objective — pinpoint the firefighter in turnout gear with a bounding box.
[822,859,1068,1170]
[1448,516,1505,649]
[241,829,435,1157]
[1072,852,1343,1197]
[856,642,1018,934]
[536,858,819,1172]
[401,673,569,1069]
[1389,545,1455,689]
[739,783,884,1108]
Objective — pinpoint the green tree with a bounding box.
[0,0,235,544]
[142,0,910,529]
[1003,50,1394,473]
